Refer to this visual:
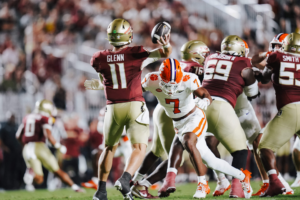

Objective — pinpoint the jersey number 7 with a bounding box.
[165,99,181,114]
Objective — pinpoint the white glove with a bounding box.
[195,97,210,110]
[84,79,104,90]
[54,143,67,154]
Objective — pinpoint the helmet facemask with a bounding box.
[159,79,181,97]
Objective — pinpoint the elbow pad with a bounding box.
[244,80,259,97]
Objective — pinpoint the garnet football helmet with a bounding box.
[181,40,210,65]
[35,100,57,117]
[269,33,288,52]
[221,35,246,57]
[282,32,300,54]
[159,58,183,96]
[107,18,133,46]
[243,40,249,58]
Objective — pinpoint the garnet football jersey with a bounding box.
[90,46,160,104]
[181,60,204,83]
[142,72,201,118]
[266,52,300,110]
[21,113,53,144]
[202,53,251,107]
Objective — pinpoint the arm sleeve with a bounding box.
[90,51,102,72]
[141,73,152,91]
[141,50,161,70]
[42,116,53,131]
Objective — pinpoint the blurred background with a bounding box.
[0,0,299,191]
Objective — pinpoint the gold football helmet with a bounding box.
[35,100,57,117]
[181,40,210,65]
[107,18,133,46]
[282,32,300,54]
[221,35,246,57]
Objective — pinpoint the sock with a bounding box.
[121,172,132,182]
[92,177,98,184]
[267,169,277,176]
[198,175,206,184]
[218,173,226,181]
[139,179,152,188]
[231,150,248,169]
[132,172,144,182]
[263,180,269,184]
[297,171,300,178]
[71,184,80,191]
[167,167,178,175]
[98,181,106,192]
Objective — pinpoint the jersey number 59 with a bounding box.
[204,60,233,81]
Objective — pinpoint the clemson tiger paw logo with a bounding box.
[183,75,191,82]
[150,74,158,81]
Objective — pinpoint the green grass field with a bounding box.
[1,181,299,200]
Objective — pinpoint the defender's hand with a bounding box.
[195,97,210,110]
[84,79,103,90]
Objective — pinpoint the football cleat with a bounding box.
[93,190,108,200]
[213,178,231,196]
[82,180,98,190]
[240,169,253,199]
[158,172,176,197]
[115,178,134,200]
[193,181,210,199]
[252,183,269,196]
[291,176,300,188]
[131,183,158,199]
[229,178,245,198]
[259,174,285,197]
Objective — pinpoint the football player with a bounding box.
[141,58,252,199]
[131,40,207,199]
[200,35,259,198]
[249,33,294,196]
[16,100,84,192]
[251,32,300,197]
[86,18,172,200]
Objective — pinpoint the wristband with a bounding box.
[54,143,61,149]
[163,43,171,48]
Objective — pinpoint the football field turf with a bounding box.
[1,181,299,200]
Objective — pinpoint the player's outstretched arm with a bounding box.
[45,128,67,154]
[242,67,260,100]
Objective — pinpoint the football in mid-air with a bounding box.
[151,21,171,44]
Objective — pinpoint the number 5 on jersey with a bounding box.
[166,99,181,114]
[109,63,127,89]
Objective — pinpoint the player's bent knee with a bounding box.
[34,175,44,185]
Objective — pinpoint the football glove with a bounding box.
[54,143,67,154]
[195,97,210,110]
[84,79,104,90]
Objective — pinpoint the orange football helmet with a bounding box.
[243,40,249,58]
[159,58,183,96]
[269,33,288,52]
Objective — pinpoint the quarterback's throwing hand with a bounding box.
[195,97,210,110]
[84,79,104,90]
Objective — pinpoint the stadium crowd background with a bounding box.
[0,0,299,191]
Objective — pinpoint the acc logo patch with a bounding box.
[156,88,162,92]
[183,74,191,82]
[150,74,158,81]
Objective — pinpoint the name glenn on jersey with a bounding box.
[107,54,125,62]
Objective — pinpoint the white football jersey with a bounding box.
[142,72,201,118]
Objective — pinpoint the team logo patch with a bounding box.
[291,47,296,52]
[150,74,158,81]
[183,74,191,82]
[156,88,162,92]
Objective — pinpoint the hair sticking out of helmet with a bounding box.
[269,33,288,52]
[107,18,133,47]
[159,58,183,96]
[243,40,249,58]
[180,40,210,65]
[282,32,300,55]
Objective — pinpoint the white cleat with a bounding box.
[278,173,294,195]
[240,169,253,199]
[291,176,300,188]
[213,178,231,196]
[193,182,210,199]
